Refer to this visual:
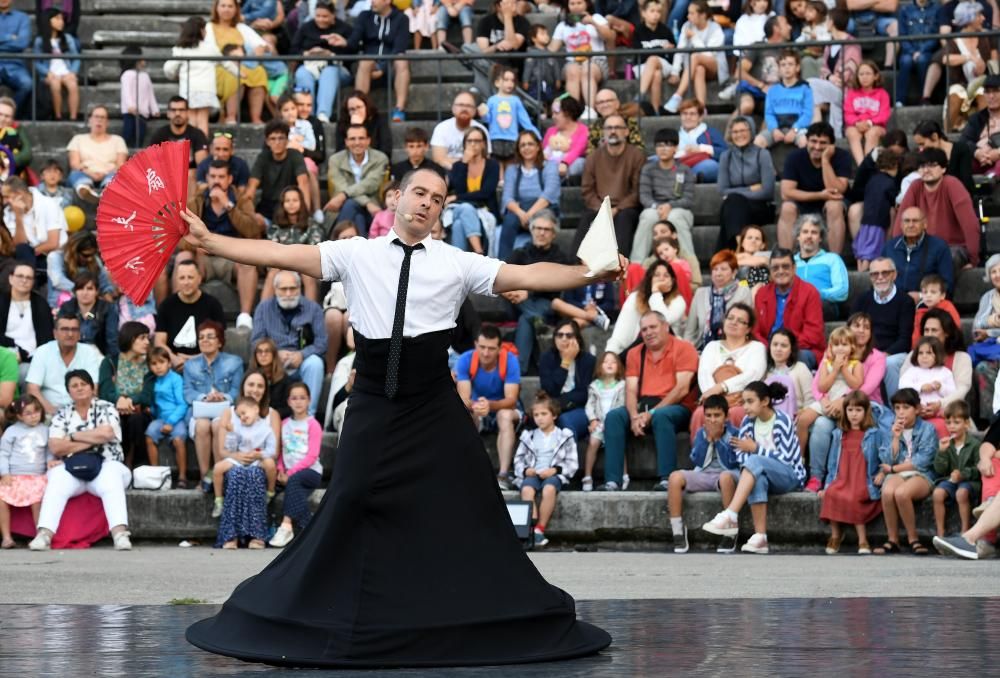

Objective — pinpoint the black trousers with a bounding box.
[716,195,775,252]
[572,207,640,259]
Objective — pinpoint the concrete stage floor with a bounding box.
[1,598,997,676]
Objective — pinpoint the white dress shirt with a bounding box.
[3,188,68,248]
[319,229,503,339]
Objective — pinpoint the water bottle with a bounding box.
[624,63,634,80]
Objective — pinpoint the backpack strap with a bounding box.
[498,348,508,382]
[469,351,479,381]
[637,344,647,397]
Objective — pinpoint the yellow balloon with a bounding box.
[64,205,86,233]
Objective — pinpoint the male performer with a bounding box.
[181,167,616,668]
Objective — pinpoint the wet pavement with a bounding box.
[1,598,996,676]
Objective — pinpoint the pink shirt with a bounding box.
[368,209,394,238]
[844,87,891,128]
[120,69,160,118]
[543,122,589,168]
[811,348,886,404]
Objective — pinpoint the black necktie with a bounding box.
[385,240,424,399]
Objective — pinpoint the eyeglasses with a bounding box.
[554,332,576,339]
[603,125,627,131]
[213,131,233,139]
[531,226,555,233]
[869,270,893,278]
[198,334,219,341]
[770,262,792,271]
[11,273,34,281]
[725,316,749,325]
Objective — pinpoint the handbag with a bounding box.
[192,399,229,420]
[64,451,104,481]
[132,465,172,490]
[713,363,744,408]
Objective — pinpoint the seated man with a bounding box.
[25,310,103,415]
[504,210,572,373]
[188,160,263,330]
[883,206,954,301]
[251,270,327,417]
[792,214,848,321]
[753,248,826,368]
[244,120,311,228]
[429,91,490,172]
[587,88,644,152]
[195,131,251,191]
[154,260,226,371]
[852,256,916,396]
[148,96,209,170]
[602,310,698,492]
[667,394,741,553]
[1,176,66,274]
[324,123,389,236]
[631,128,696,265]
[776,122,851,254]
[456,324,522,490]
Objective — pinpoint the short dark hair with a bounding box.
[478,324,502,343]
[168,95,188,108]
[404,126,429,144]
[890,387,920,408]
[764,15,783,39]
[41,158,64,174]
[399,167,446,194]
[920,273,946,292]
[346,123,369,137]
[208,159,231,173]
[829,7,850,30]
[654,128,679,146]
[919,147,948,169]
[531,390,561,418]
[64,368,94,390]
[72,271,99,291]
[265,119,290,138]
[119,321,151,354]
[701,394,730,416]
[55,309,82,326]
[805,122,836,143]
[778,48,800,65]
[529,23,549,41]
[557,95,583,121]
[943,400,970,420]
[770,247,795,264]
[147,346,171,365]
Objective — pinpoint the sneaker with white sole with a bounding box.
[933,534,978,559]
[581,476,594,492]
[716,535,739,553]
[593,308,611,330]
[672,525,689,553]
[652,478,669,491]
[533,527,549,547]
[269,526,294,548]
[28,531,52,551]
[718,81,738,100]
[597,481,621,491]
[702,511,738,537]
[741,533,769,554]
[621,474,631,491]
[581,106,598,121]
[113,531,133,551]
[663,94,682,114]
[236,313,253,330]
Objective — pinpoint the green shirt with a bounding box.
[0,346,19,400]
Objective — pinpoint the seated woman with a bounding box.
[664,0,727,113]
[446,127,499,255]
[764,328,816,423]
[98,321,155,469]
[683,249,752,350]
[873,387,938,555]
[262,187,325,303]
[968,254,1000,366]
[701,381,806,554]
[675,98,727,182]
[734,224,771,300]
[691,302,767,432]
[538,320,596,441]
[334,90,392,159]
[183,319,244,494]
[542,95,589,179]
[250,337,292,420]
[717,119,776,252]
[498,130,561,261]
[59,271,119,360]
[606,260,687,353]
[28,369,133,551]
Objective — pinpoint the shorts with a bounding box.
[853,224,886,262]
[936,479,978,504]
[491,139,516,161]
[521,475,562,493]
[477,408,522,433]
[848,11,896,36]
[203,255,235,281]
[633,55,670,80]
[563,56,608,81]
[145,417,188,444]
[680,469,725,493]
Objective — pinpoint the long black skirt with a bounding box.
[186,330,611,668]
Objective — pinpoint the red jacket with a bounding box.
[753,278,827,363]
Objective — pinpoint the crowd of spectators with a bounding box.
[2,0,1000,556]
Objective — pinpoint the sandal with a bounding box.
[857,542,872,555]
[248,539,266,550]
[909,540,930,556]
[873,541,901,555]
[175,478,189,490]
[222,540,238,550]
[1,538,15,549]
[825,535,843,555]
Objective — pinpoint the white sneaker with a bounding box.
[312,209,325,224]
[741,533,769,554]
[621,473,631,491]
[718,81,738,101]
[269,526,294,548]
[28,531,52,551]
[581,106,598,121]
[593,308,611,330]
[113,531,133,551]
[581,476,593,492]
[236,313,253,330]
[702,511,738,537]
[317,112,330,123]
[663,94,682,114]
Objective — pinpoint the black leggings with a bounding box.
[716,195,775,252]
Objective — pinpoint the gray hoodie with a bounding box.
[718,143,776,202]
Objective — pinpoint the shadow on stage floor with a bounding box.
[1,598,997,676]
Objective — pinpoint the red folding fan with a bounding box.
[97,139,190,305]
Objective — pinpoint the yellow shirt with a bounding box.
[466,174,482,193]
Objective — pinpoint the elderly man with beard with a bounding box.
[852,256,916,397]
[573,114,645,256]
[251,270,327,416]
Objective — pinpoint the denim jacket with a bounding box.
[825,427,882,499]
[876,410,938,484]
[689,423,742,472]
[182,352,244,405]
[32,33,81,76]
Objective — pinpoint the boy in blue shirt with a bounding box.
[754,49,812,150]
[455,324,522,489]
[145,347,190,487]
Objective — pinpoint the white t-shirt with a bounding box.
[3,188,68,248]
[429,118,491,161]
[66,133,128,175]
[5,301,36,356]
[553,15,608,61]
[318,230,503,339]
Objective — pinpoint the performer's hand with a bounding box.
[181,208,211,250]
[593,254,628,283]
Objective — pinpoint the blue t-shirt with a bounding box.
[455,349,520,401]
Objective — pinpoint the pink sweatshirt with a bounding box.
[811,348,886,404]
[844,87,891,128]
[543,122,589,168]
[120,69,160,118]
[368,209,394,238]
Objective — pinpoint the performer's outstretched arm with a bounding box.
[180,209,323,279]
[494,255,626,295]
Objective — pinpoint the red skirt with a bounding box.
[820,430,883,525]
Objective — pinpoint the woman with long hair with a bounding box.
[498,130,561,261]
[334,90,392,158]
[446,127,500,255]
[606,259,687,352]
[33,8,79,120]
[163,16,219,135]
